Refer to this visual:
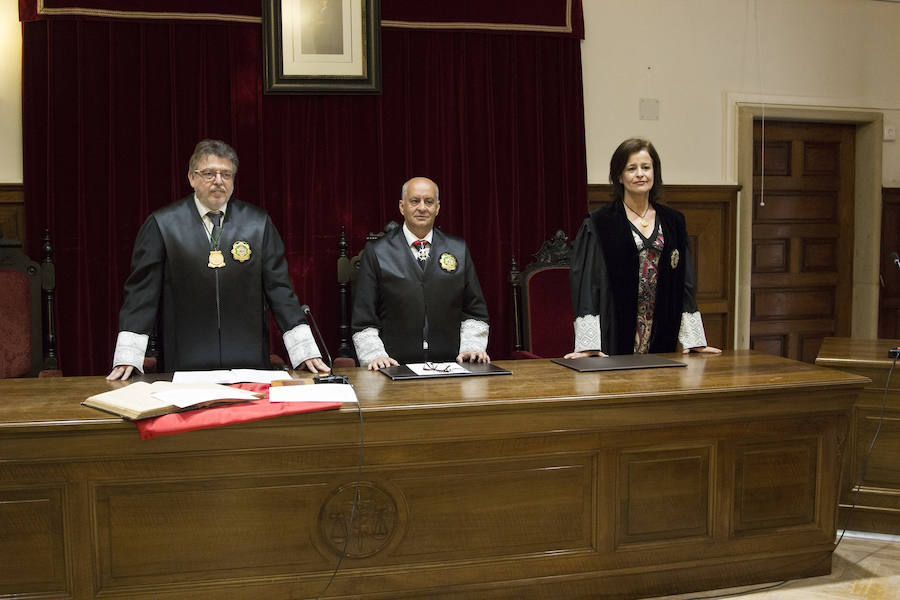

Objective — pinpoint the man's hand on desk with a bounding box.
[367,356,399,371]
[457,350,490,364]
[563,350,608,359]
[106,365,135,380]
[301,357,330,373]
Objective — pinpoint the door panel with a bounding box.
[750,121,854,362]
[880,188,900,338]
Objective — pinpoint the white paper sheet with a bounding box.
[269,384,358,404]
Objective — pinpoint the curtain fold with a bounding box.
[23,19,587,375]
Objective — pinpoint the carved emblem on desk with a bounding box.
[320,481,397,558]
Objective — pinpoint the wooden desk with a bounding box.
[0,352,866,599]
[816,337,900,535]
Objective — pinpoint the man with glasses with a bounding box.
[351,176,490,370]
[107,139,328,379]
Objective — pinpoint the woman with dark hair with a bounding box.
[565,138,720,357]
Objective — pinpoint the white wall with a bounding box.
[0,1,22,183]
[581,0,900,186]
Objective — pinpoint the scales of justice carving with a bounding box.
[320,481,398,558]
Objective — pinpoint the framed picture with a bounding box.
[263,0,381,94]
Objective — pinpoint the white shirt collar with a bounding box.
[402,222,433,247]
[194,195,228,221]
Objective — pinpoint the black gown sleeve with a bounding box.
[681,242,700,314]
[350,243,382,334]
[260,216,306,333]
[569,218,609,351]
[461,245,489,323]
[118,216,166,335]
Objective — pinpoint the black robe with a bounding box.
[351,227,489,364]
[570,201,699,355]
[118,195,306,371]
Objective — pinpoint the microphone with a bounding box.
[301,305,349,384]
[891,252,900,271]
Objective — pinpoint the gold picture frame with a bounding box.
[263,0,381,94]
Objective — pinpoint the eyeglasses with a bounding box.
[423,362,452,373]
[193,169,234,182]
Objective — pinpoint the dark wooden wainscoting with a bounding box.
[587,184,738,351]
[0,183,25,243]
[880,187,900,338]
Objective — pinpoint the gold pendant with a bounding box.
[208,250,226,268]
[640,219,648,227]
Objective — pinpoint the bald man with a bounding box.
[351,177,490,370]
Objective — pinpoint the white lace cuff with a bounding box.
[284,323,321,368]
[112,331,148,372]
[678,311,708,350]
[353,327,389,366]
[459,319,489,353]
[573,314,602,353]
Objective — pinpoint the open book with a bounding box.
[82,381,261,420]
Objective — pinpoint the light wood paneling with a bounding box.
[617,445,711,545]
[0,486,67,594]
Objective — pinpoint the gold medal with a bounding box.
[208,250,226,268]
[231,241,251,262]
[439,252,457,272]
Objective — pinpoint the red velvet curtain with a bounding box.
[23,17,587,375]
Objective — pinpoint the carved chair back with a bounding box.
[510,230,574,359]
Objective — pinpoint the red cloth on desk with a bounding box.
[135,383,341,440]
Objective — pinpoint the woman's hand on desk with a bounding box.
[683,346,722,354]
[563,351,608,359]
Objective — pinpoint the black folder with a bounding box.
[378,363,511,380]
[552,354,686,372]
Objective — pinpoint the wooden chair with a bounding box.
[335,222,399,367]
[0,231,60,377]
[509,230,574,359]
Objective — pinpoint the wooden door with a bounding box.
[880,188,900,338]
[750,121,855,362]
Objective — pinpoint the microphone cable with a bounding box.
[316,383,365,599]
[298,304,364,597]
